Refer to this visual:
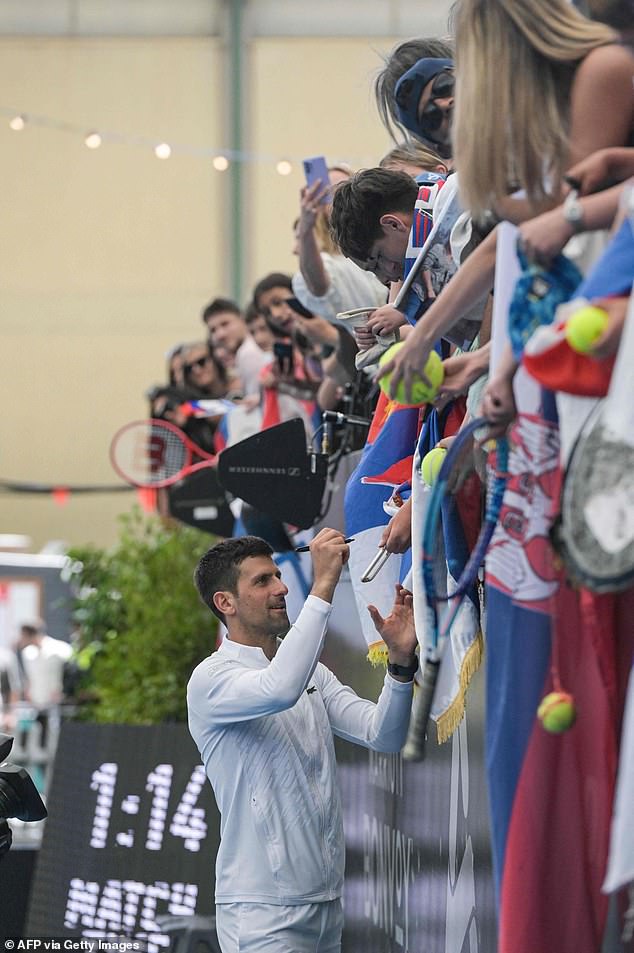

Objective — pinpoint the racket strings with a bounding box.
[153,427,189,480]
[424,436,484,610]
[113,422,189,485]
[425,432,509,622]
[566,419,634,581]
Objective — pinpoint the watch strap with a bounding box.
[563,192,584,233]
[387,657,419,679]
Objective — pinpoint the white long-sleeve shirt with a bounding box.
[292,252,387,323]
[187,595,413,905]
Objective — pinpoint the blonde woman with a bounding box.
[379,0,633,402]
[452,0,633,221]
[441,8,634,953]
[379,140,449,178]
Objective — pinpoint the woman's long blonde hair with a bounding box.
[451,0,617,214]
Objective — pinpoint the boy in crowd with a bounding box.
[329,167,449,360]
[202,297,271,397]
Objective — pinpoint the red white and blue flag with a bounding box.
[344,393,420,659]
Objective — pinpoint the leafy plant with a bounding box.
[65,508,216,723]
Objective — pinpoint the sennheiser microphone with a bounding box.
[322,411,371,429]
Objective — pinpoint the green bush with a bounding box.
[66,508,216,724]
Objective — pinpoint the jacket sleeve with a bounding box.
[187,596,332,726]
[316,664,414,753]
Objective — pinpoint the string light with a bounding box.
[84,131,102,149]
[212,155,229,172]
[0,106,373,169]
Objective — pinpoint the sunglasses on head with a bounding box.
[184,354,211,373]
[417,71,455,133]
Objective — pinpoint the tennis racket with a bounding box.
[403,417,509,761]
[555,281,634,592]
[110,419,218,488]
[556,400,634,592]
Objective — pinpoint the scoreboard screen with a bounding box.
[26,724,219,950]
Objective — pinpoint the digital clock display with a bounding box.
[26,723,220,950]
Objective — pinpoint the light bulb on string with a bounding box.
[84,131,102,149]
[212,155,229,171]
[276,160,292,176]
[154,142,171,160]
[9,115,26,131]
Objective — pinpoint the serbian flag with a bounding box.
[485,223,629,953]
[344,392,420,662]
[487,538,624,953]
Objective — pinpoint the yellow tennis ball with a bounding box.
[537,691,577,733]
[420,447,447,486]
[565,305,608,354]
[378,342,444,406]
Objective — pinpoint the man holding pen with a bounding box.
[187,527,418,952]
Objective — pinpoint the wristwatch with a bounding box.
[387,657,419,679]
[563,192,585,233]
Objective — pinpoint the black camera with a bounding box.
[0,732,47,861]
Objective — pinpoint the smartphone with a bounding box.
[303,155,330,205]
[273,341,294,376]
[287,296,314,319]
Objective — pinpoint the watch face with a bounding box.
[564,196,583,227]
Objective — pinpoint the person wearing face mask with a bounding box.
[393,57,456,163]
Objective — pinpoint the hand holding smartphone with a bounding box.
[273,341,294,376]
[303,156,330,205]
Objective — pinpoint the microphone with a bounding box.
[322,411,371,429]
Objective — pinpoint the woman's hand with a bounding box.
[432,348,490,411]
[480,371,517,438]
[380,498,412,554]
[518,207,574,267]
[564,147,634,196]
[298,181,330,236]
[589,295,629,359]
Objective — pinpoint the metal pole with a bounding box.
[227,0,245,302]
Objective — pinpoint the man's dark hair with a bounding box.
[374,37,454,149]
[202,297,242,325]
[243,300,260,326]
[20,622,43,639]
[329,168,418,262]
[194,536,274,623]
[251,273,293,310]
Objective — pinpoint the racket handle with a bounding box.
[402,658,440,762]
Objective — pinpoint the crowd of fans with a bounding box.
[139,1,633,947]
[145,164,392,465]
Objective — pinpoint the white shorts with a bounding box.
[215,898,343,953]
